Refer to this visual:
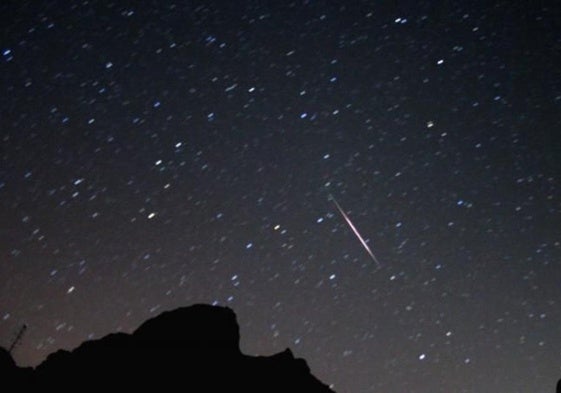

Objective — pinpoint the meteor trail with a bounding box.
[329,194,382,268]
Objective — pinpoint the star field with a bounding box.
[1,1,560,392]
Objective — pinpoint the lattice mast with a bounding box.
[8,324,27,355]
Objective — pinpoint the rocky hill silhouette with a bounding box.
[1,304,335,392]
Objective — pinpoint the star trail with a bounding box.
[1,1,560,392]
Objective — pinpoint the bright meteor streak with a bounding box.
[329,194,382,268]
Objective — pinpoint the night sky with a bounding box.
[1,1,560,392]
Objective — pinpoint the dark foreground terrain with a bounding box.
[1,304,334,392]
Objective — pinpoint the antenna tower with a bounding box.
[8,324,27,355]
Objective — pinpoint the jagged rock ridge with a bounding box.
[2,304,335,392]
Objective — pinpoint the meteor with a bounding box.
[329,194,382,268]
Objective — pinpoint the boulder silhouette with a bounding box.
[0,346,16,370]
[2,304,335,392]
[0,346,32,383]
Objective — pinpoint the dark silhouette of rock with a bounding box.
[1,304,335,392]
[557,378,561,393]
[0,344,33,383]
[0,346,16,369]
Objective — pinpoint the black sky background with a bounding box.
[1,1,560,392]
